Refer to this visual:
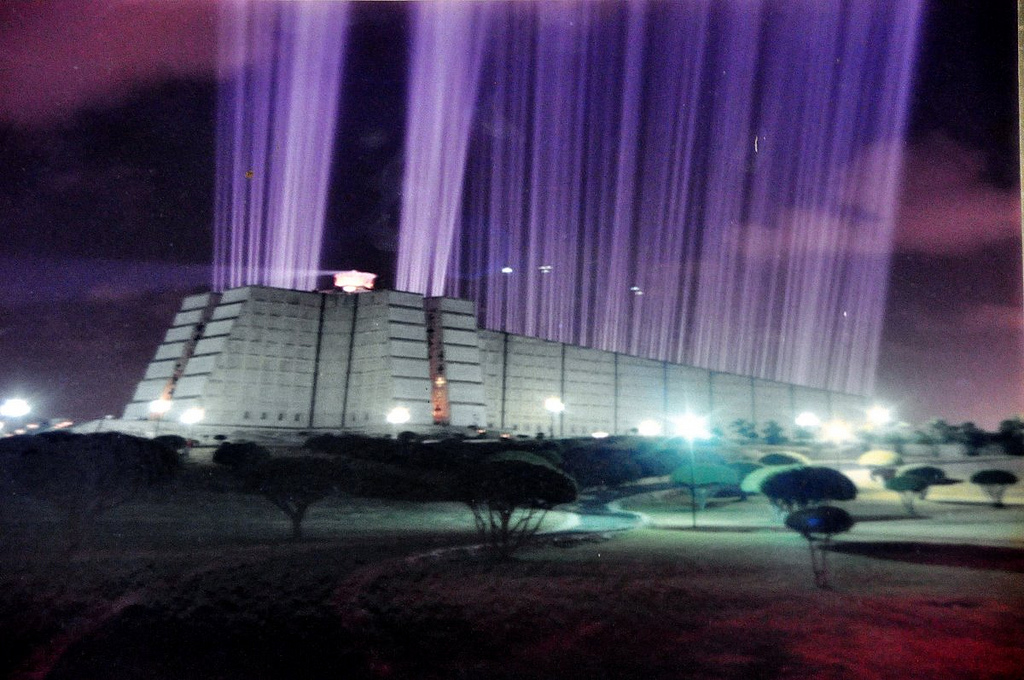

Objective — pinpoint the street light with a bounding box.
[822,419,853,447]
[673,413,711,529]
[386,406,411,425]
[149,398,173,435]
[637,419,662,437]
[386,406,411,438]
[0,398,31,419]
[866,406,891,427]
[180,407,204,425]
[179,407,204,451]
[544,397,565,438]
[795,411,821,429]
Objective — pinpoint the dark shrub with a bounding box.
[896,465,960,499]
[213,441,271,470]
[304,433,398,461]
[785,505,855,538]
[761,466,856,512]
[898,465,946,484]
[245,457,341,539]
[153,434,188,452]
[456,451,577,558]
[739,463,803,496]
[0,432,180,552]
[785,505,855,589]
[970,469,1019,507]
[884,475,929,515]
[759,452,809,466]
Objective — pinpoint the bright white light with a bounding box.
[538,265,553,274]
[501,266,514,274]
[386,406,411,425]
[822,420,853,444]
[0,398,30,419]
[333,270,377,293]
[591,431,610,439]
[638,419,662,437]
[673,413,710,440]
[866,406,891,426]
[795,411,821,429]
[149,398,173,415]
[179,407,205,425]
[544,397,565,414]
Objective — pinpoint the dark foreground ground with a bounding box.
[2,471,1023,679]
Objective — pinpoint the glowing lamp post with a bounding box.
[822,420,853,449]
[386,406,411,438]
[1,398,31,419]
[637,419,662,437]
[148,398,173,435]
[544,397,565,438]
[179,407,204,450]
[795,411,821,430]
[673,413,711,529]
[866,406,892,428]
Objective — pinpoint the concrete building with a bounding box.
[122,285,868,437]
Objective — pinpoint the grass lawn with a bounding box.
[2,460,1023,679]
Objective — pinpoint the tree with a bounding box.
[884,475,929,516]
[739,463,804,496]
[896,464,960,500]
[457,451,577,559]
[729,419,759,443]
[213,441,271,471]
[952,422,988,456]
[669,463,740,510]
[153,434,188,453]
[857,449,903,482]
[785,506,854,589]
[995,418,1024,456]
[245,457,340,539]
[759,451,810,466]
[0,432,180,552]
[761,467,856,513]
[761,421,788,445]
[969,469,1018,508]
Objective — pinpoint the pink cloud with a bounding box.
[895,133,1020,255]
[0,0,219,126]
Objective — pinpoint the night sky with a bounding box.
[0,1,1018,429]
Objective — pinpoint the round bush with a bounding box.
[213,441,271,470]
[970,469,1018,486]
[761,466,856,510]
[739,463,803,495]
[884,475,929,493]
[759,451,810,466]
[785,505,854,538]
[897,465,947,483]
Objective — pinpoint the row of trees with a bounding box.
[0,433,579,559]
[725,416,1024,457]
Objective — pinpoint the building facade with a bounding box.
[123,286,868,436]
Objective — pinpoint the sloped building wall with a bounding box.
[124,286,868,436]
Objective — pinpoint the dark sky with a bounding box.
[0,0,1018,429]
